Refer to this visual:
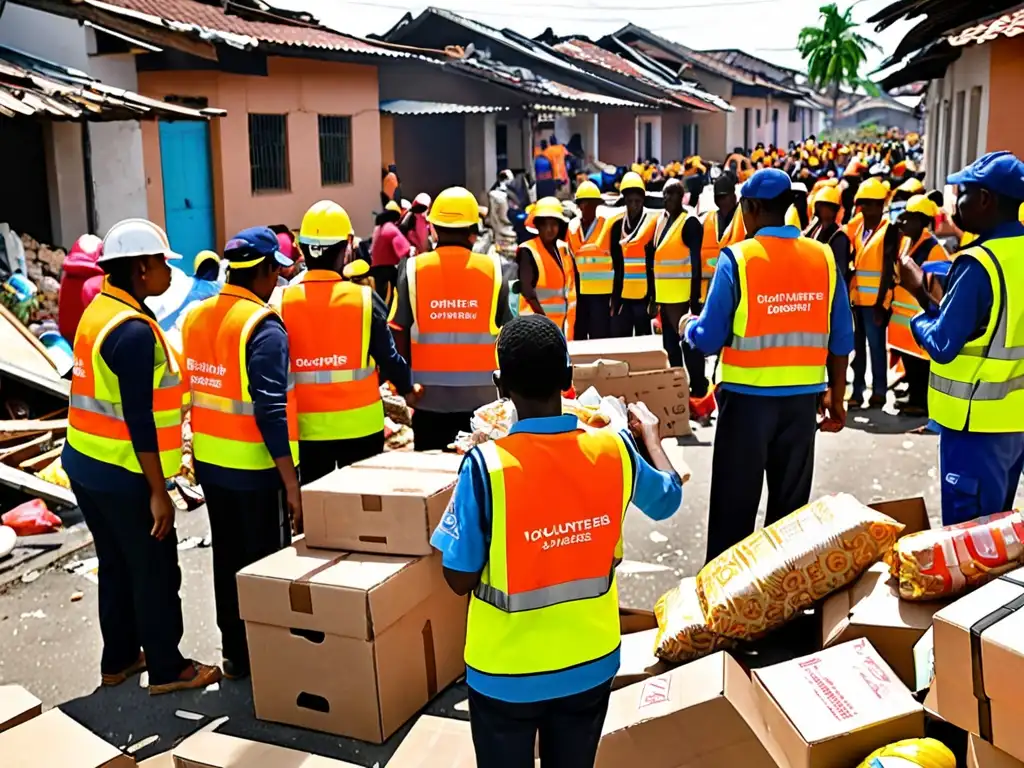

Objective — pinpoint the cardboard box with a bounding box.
[820,562,949,689]
[568,336,669,372]
[302,452,458,555]
[932,568,1024,762]
[238,540,468,743]
[387,716,477,768]
[913,626,935,692]
[172,732,358,767]
[0,684,41,733]
[0,708,135,767]
[869,497,931,537]
[969,734,1024,768]
[597,652,780,768]
[138,755,174,768]
[753,638,924,768]
[573,362,691,437]
[613,607,670,691]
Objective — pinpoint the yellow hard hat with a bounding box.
[342,259,371,279]
[427,186,480,229]
[897,177,925,195]
[905,194,940,218]
[619,171,645,193]
[855,177,890,202]
[193,249,219,273]
[575,180,602,201]
[384,200,402,214]
[299,200,353,246]
[855,738,955,768]
[814,186,843,207]
[532,196,567,223]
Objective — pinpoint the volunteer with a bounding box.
[566,181,618,340]
[847,177,902,409]
[389,186,511,451]
[518,196,576,339]
[649,178,703,371]
[431,314,682,768]
[786,182,810,230]
[64,218,221,695]
[282,201,415,484]
[400,192,432,254]
[181,226,301,680]
[805,186,853,282]
[682,169,853,562]
[193,249,221,282]
[370,200,412,303]
[897,152,1024,524]
[609,171,658,337]
[544,135,571,198]
[891,196,950,418]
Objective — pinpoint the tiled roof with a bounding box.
[947,5,1024,45]
[66,0,413,57]
[379,100,509,115]
[0,43,222,120]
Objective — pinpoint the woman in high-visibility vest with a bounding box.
[517,197,576,339]
[64,218,222,695]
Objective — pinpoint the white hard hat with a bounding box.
[790,181,808,193]
[99,218,179,263]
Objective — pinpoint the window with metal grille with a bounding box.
[318,115,353,186]
[249,113,289,193]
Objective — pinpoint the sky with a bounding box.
[271,0,917,76]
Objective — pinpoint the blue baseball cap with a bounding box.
[224,226,294,268]
[947,151,1024,200]
[740,168,792,200]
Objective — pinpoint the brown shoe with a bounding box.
[868,396,887,409]
[148,661,222,696]
[101,653,147,687]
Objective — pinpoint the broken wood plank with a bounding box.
[19,442,64,473]
[0,418,68,437]
[0,461,75,507]
[0,359,70,399]
[0,432,53,467]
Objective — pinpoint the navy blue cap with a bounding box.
[740,168,792,200]
[224,226,293,268]
[947,151,1024,200]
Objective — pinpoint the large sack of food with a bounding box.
[886,510,1024,600]
[653,576,734,662]
[697,493,904,640]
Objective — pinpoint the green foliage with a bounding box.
[798,3,882,117]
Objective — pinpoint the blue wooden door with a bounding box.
[159,121,215,276]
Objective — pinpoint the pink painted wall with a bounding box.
[139,57,381,244]
[598,110,637,166]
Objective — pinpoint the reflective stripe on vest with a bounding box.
[463,428,633,676]
[569,210,619,296]
[653,209,692,304]
[66,281,184,478]
[518,238,571,333]
[849,218,896,307]
[700,207,745,301]
[929,238,1024,432]
[280,273,384,440]
[619,211,657,301]
[888,234,947,359]
[720,236,835,388]
[182,284,300,470]
[409,247,502,388]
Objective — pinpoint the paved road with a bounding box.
[1,406,1016,764]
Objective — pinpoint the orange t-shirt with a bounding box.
[544,144,569,182]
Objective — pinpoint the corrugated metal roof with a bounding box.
[0,44,222,120]
[72,0,415,57]
[380,100,509,115]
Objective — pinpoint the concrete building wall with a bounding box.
[598,110,636,166]
[392,115,466,206]
[987,36,1024,159]
[138,58,382,241]
[925,42,991,186]
[464,113,497,203]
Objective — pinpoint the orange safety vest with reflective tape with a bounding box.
[720,236,836,388]
[279,271,384,441]
[848,217,899,308]
[464,426,633,676]
[652,209,692,304]
[519,238,576,337]
[888,232,948,360]
[409,246,502,387]
[619,211,658,301]
[701,208,746,301]
[182,284,299,471]
[66,279,184,478]
[567,209,621,296]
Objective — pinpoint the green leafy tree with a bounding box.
[798,3,881,125]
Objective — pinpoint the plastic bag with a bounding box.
[653,577,734,662]
[37,457,71,489]
[886,511,1024,600]
[856,737,955,768]
[697,493,904,640]
[1,499,61,535]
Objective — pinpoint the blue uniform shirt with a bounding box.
[684,225,855,396]
[430,414,683,704]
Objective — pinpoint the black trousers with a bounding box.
[71,481,188,685]
[658,302,686,369]
[370,264,398,306]
[902,354,930,409]
[610,299,651,338]
[468,681,612,768]
[412,409,472,452]
[204,483,290,665]
[573,294,611,340]
[298,432,386,486]
[706,390,818,563]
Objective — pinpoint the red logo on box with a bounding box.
[638,675,672,709]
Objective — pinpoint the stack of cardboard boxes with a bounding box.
[237,451,469,744]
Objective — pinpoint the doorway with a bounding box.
[158,120,215,275]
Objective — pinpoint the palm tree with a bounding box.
[797,3,881,126]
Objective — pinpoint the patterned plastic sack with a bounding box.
[697,493,904,640]
[653,576,734,662]
[886,511,1024,600]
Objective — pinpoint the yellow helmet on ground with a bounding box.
[532,196,568,223]
[856,738,955,768]
[575,180,602,201]
[299,200,353,246]
[855,177,890,202]
[619,171,645,193]
[428,186,480,229]
[905,194,940,218]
